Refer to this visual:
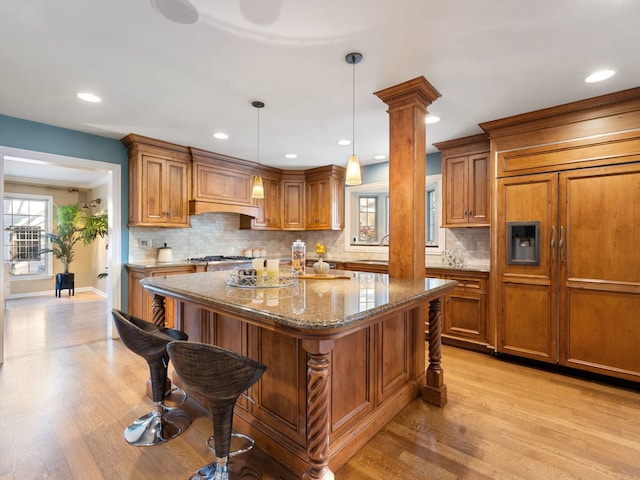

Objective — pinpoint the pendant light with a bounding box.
[345,52,363,186]
[251,100,265,199]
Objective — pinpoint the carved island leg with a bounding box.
[422,297,448,407]
[302,339,335,480]
[151,294,166,327]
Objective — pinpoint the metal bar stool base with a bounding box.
[124,405,191,447]
[163,386,188,409]
[190,433,255,480]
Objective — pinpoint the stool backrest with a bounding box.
[166,341,266,402]
[112,309,186,360]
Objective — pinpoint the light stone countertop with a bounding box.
[141,269,456,332]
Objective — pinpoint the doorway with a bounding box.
[0,146,122,365]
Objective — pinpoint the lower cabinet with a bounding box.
[426,268,491,352]
[126,264,205,328]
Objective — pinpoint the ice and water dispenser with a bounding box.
[507,221,540,265]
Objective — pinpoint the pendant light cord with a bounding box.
[352,54,356,156]
[256,106,260,167]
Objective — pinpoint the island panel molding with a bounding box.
[141,271,456,478]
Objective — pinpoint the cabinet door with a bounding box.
[141,155,167,223]
[252,176,282,229]
[559,164,640,380]
[497,173,558,362]
[443,152,489,227]
[443,155,469,226]
[442,273,488,347]
[468,153,489,225]
[165,159,190,225]
[282,179,305,230]
[140,155,190,226]
[305,178,329,229]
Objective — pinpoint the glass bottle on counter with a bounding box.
[292,239,305,274]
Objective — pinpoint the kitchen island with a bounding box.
[141,270,456,479]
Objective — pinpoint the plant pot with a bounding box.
[55,273,75,297]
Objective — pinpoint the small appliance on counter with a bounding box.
[157,243,173,263]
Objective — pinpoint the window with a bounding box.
[356,193,388,244]
[3,194,52,277]
[345,175,444,255]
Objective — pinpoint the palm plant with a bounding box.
[42,203,108,274]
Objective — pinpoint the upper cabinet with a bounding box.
[122,134,191,228]
[435,133,490,228]
[247,167,283,230]
[123,134,345,231]
[281,172,306,230]
[189,148,259,217]
[304,165,345,231]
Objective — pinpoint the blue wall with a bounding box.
[362,152,441,183]
[0,114,129,305]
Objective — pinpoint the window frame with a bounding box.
[3,193,53,279]
[344,175,445,256]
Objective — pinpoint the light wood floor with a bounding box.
[1,293,639,480]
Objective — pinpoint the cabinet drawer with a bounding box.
[444,275,487,292]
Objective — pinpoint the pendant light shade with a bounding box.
[345,52,363,186]
[345,154,362,185]
[251,175,264,199]
[251,100,265,199]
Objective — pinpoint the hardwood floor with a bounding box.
[1,293,639,479]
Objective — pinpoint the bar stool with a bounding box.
[112,309,192,446]
[166,340,266,480]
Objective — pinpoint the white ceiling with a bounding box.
[2,0,639,183]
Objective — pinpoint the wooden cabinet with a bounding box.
[282,172,305,230]
[435,134,489,227]
[497,164,640,381]
[250,170,283,230]
[189,148,259,217]
[425,268,490,352]
[304,165,345,230]
[122,134,191,227]
[342,262,388,274]
[126,264,204,328]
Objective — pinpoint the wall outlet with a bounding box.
[138,239,151,248]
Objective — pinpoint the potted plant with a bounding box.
[42,203,108,296]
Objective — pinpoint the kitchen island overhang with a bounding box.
[141,271,456,479]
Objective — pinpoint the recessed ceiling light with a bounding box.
[337,139,352,146]
[425,115,440,124]
[213,132,229,140]
[373,154,387,160]
[151,0,199,24]
[285,153,298,159]
[77,92,102,103]
[585,70,615,83]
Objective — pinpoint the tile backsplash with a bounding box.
[129,213,490,268]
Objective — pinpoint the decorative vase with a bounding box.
[313,257,330,275]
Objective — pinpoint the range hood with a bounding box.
[189,147,260,218]
[189,199,257,217]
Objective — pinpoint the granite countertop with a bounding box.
[126,260,199,268]
[126,258,489,273]
[141,269,456,332]
[336,259,490,273]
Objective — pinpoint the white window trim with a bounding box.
[344,175,445,256]
[4,192,54,279]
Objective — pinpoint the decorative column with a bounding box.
[423,298,447,406]
[375,77,441,281]
[302,339,335,480]
[151,294,166,327]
